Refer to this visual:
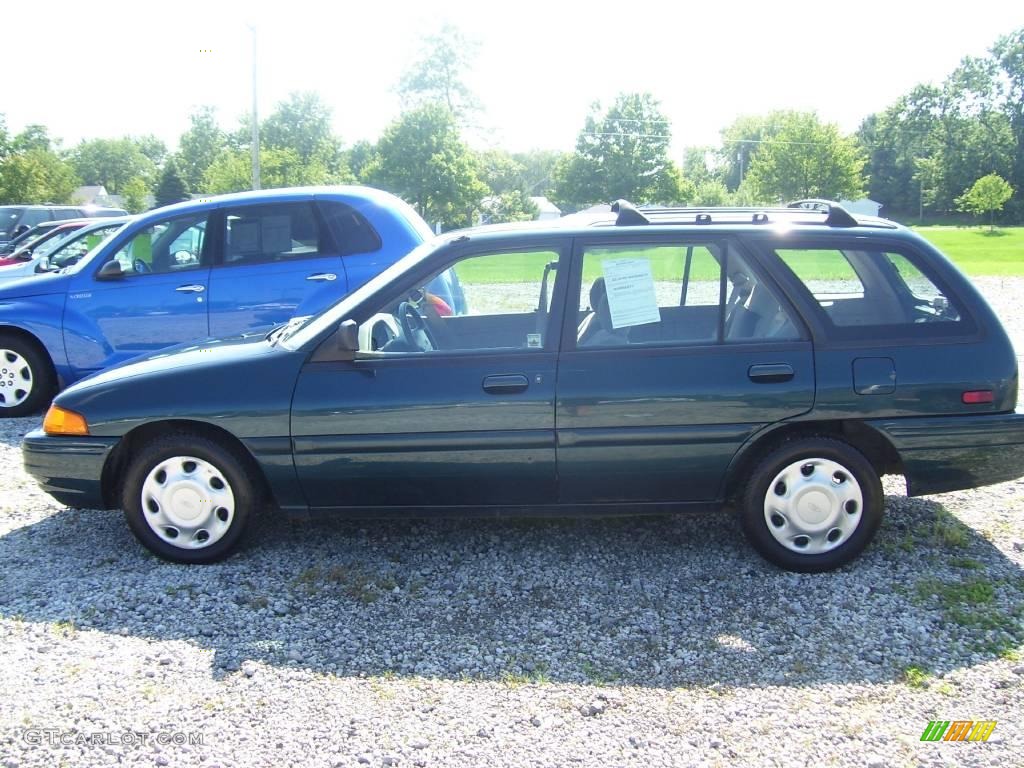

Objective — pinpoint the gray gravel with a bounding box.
[1,277,1023,767]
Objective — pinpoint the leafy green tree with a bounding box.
[177,107,226,192]
[202,147,333,194]
[0,149,79,204]
[718,112,796,192]
[553,92,681,210]
[993,28,1024,217]
[11,124,52,153]
[346,140,378,182]
[480,189,539,224]
[121,177,150,213]
[956,173,1014,229]
[511,149,565,199]
[70,138,156,194]
[154,159,190,208]
[135,135,168,167]
[744,112,865,202]
[262,92,344,168]
[691,179,730,207]
[398,23,480,122]
[364,104,487,229]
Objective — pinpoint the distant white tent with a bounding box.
[530,196,561,220]
[840,199,883,217]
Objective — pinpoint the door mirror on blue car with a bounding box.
[96,260,124,280]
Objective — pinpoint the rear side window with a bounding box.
[222,203,323,265]
[776,246,970,336]
[319,201,382,256]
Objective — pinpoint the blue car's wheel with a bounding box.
[0,334,55,417]
[122,432,259,563]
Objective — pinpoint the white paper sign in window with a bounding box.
[261,215,293,254]
[602,259,661,328]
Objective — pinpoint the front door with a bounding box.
[556,237,815,504]
[64,212,211,374]
[291,244,568,511]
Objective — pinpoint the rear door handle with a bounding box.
[482,374,529,394]
[306,273,337,282]
[175,284,205,293]
[748,363,794,383]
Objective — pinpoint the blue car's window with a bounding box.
[222,203,322,265]
[319,200,382,256]
[105,214,208,276]
[576,243,799,348]
[777,247,964,330]
[358,249,560,354]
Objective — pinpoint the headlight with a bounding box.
[43,405,89,436]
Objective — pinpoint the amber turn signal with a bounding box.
[43,405,89,436]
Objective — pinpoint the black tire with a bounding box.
[0,333,56,417]
[121,431,259,564]
[741,437,883,573]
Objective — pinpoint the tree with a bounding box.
[744,112,865,203]
[153,159,190,208]
[202,147,333,194]
[398,23,480,122]
[956,173,1014,229]
[70,138,156,194]
[346,140,378,182]
[121,177,150,214]
[0,149,79,204]
[177,107,226,192]
[364,103,487,229]
[553,92,681,211]
[718,112,796,192]
[262,92,344,169]
[480,190,539,224]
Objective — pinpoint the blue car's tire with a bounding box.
[0,333,56,417]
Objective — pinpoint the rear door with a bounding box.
[556,235,815,504]
[206,200,348,337]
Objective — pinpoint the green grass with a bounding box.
[913,226,1024,276]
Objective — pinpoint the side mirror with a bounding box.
[35,257,50,273]
[96,260,124,280]
[337,319,359,360]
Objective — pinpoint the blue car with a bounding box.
[0,186,432,416]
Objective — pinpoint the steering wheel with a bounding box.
[398,301,434,352]
[133,258,151,274]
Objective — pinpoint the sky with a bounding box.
[4,0,1024,158]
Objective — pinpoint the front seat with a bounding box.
[577,277,628,347]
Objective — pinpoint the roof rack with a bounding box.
[610,198,860,228]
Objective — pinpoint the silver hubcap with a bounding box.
[141,456,235,549]
[763,458,863,555]
[0,349,33,408]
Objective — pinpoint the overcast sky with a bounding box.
[5,0,1023,157]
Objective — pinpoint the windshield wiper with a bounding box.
[267,316,310,346]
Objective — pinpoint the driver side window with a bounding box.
[358,249,561,355]
[104,214,208,276]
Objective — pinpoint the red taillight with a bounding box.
[962,390,994,404]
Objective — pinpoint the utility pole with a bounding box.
[249,25,261,191]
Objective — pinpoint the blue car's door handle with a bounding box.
[748,363,794,383]
[306,273,338,282]
[482,374,529,394]
[175,284,205,293]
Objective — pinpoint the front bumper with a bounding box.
[869,412,1024,496]
[23,429,120,509]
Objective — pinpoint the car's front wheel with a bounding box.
[0,334,55,416]
[122,432,258,563]
[741,437,883,572]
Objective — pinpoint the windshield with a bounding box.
[0,207,23,238]
[31,228,78,257]
[280,237,442,350]
[52,222,130,271]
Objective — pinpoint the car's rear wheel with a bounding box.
[122,432,258,563]
[0,334,55,417]
[741,437,883,572]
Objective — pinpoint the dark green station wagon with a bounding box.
[23,200,1024,571]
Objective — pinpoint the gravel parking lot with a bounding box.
[1,277,1022,768]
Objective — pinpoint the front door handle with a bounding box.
[175,284,205,293]
[748,363,794,383]
[306,273,337,282]
[482,374,529,394]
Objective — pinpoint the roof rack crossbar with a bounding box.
[607,199,861,228]
[611,199,650,226]
[786,199,858,227]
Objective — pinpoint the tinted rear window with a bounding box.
[319,201,382,256]
[775,246,972,337]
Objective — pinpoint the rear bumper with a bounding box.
[22,429,119,509]
[869,412,1024,496]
